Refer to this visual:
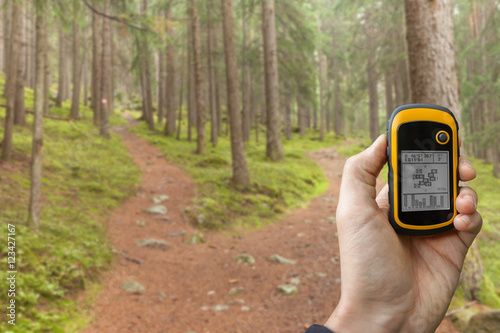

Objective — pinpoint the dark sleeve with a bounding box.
[305,324,334,333]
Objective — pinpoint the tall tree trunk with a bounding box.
[91,9,101,125]
[319,54,326,141]
[405,0,461,122]
[187,28,195,142]
[284,91,291,140]
[221,0,250,186]
[405,0,479,300]
[3,0,11,75]
[158,49,165,124]
[99,1,111,139]
[43,18,50,115]
[71,0,82,119]
[2,1,21,161]
[241,4,251,142]
[190,0,205,154]
[207,0,217,146]
[56,29,67,107]
[332,32,341,136]
[262,0,284,161]
[28,0,45,229]
[385,70,394,120]
[140,0,154,130]
[14,3,25,126]
[165,5,176,136]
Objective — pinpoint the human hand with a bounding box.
[324,135,482,333]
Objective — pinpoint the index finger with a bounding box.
[459,156,476,182]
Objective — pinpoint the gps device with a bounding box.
[387,104,460,236]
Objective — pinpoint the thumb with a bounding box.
[338,135,388,214]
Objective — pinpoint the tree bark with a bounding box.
[405,0,461,122]
[99,0,111,139]
[71,0,82,119]
[262,0,284,161]
[221,0,250,186]
[332,32,341,136]
[13,3,25,126]
[207,0,218,147]
[91,9,101,125]
[56,29,67,107]
[2,1,22,161]
[165,5,176,136]
[28,0,45,229]
[190,0,205,154]
[241,4,251,142]
[158,49,165,124]
[385,70,394,120]
[319,53,326,141]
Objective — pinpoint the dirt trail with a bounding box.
[81,119,457,333]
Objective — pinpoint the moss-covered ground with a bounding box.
[0,78,140,332]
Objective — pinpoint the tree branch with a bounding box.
[81,0,149,32]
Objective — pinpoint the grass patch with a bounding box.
[130,112,342,230]
[0,77,140,331]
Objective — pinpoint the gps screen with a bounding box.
[400,150,450,212]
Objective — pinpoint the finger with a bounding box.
[375,183,389,211]
[459,156,476,182]
[454,211,483,248]
[456,186,478,215]
[339,135,388,204]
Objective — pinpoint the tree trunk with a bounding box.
[241,4,251,142]
[28,0,45,229]
[71,0,82,119]
[221,0,250,186]
[99,1,111,139]
[405,0,461,122]
[319,53,326,141]
[405,0,479,299]
[190,0,205,154]
[2,1,22,161]
[43,18,50,115]
[3,0,11,75]
[56,29,67,107]
[158,49,165,124]
[385,70,394,120]
[91,9,101,125]
[165,5,176,136]
[13,3,25,126]
[332,32,341,136]
[285,91,291,140]
[262,0,284,162]
[207,0,217,146]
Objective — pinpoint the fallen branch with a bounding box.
[445,300,478,317]
[120,252,142,265]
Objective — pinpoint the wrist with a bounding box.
[324,299,406,333]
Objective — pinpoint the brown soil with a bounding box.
[81,119,459,333]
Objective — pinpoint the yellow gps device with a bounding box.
[386,104,460,236]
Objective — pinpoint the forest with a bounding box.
[0,0,499,332]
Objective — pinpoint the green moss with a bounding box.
[0,81,140,331]
[131,118,341,230]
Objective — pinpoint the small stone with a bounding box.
[200,306,210,311]
[186,232,205,244]
[158,291,167,299]
[136,220,145,227]
[297,233,306,237]
[334,278,341,283]
[277,284,298,295]
[136,239,170,249]
[450,308,475,332]
[169,230,186,237]
[234,254,255,265]
[213,304,229,311]
[143,205,167,214]
[154,216,171,221]
[316,272,327,278]
[146,161,155,165]
[196,214,206,224]
[152,195,169,204]
[207,290,216,296]
[303,219,311,223]
[228,287,246,296]
[121,280,145,294]
[241,306,250,311]
[290,277,301,286]
[331,256,339,263]
[268,254,297,265]
[327,216,336,223]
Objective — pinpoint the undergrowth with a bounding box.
[0,79,140,332]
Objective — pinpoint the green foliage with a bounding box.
[469,158,500,307]
[132,116,341,230]
[0,93,140,331]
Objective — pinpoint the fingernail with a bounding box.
[464,195,477,209]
